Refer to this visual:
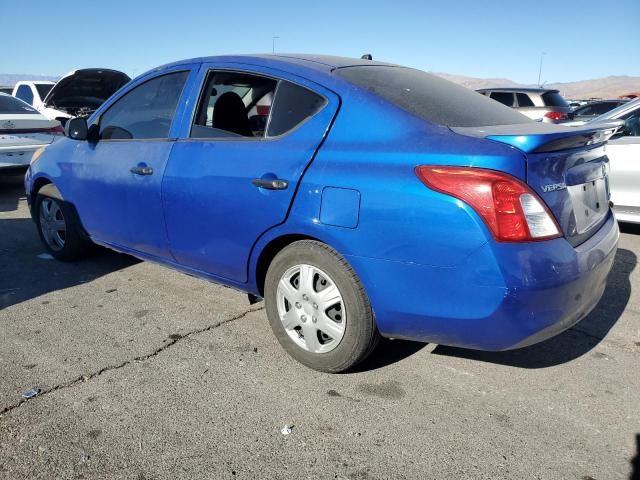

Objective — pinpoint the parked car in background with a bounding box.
[477,88,573,123]
[26,54,618,372]
[0,93,62,173]
[568,100,629,123]
[576,98,640,224]
[0,86,13,95]
[12,81,55,110]
[38,68,130,124]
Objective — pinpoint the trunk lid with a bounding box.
[452,122,619,246]
[0,114,60,147]
[43,68,130,116]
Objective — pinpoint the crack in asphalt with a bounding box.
[0,305,265,418]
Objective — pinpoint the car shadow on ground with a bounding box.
[431,247,636,368]
[631,434,640,480]
[620,222,640,236]
[0,217,140,311]
[0,175,26,213]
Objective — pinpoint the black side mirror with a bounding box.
[64,117,88,140]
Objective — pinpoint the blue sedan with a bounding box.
[25,55,619,372]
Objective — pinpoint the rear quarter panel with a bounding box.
[249,86,527,287]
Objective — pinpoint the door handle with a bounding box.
[130,166,153,176]
[251,178,288,190]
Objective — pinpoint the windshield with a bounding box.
[0,94,39,114]
[335,66,532,127]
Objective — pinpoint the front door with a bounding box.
[163,65,339,282]
[65,68,193,258]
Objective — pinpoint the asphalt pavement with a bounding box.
[1,177,639,479]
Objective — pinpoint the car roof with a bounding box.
[163,53,392,70]
[476,87,559,94]
[147,54,396,85]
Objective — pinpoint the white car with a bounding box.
[566,98,640,223]
[12,81,55,110]
[0,93,63,172]
[37,68,130,122]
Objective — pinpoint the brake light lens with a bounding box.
[43,124,64,135]
[544,111,568,121]
[415,166,561,242]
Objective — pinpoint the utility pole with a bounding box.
[537,52,546,87]
[272,36,280,54]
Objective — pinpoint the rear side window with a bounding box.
[541,92,569,107]
[191,71,277,138]
[99,71,188,140]
[267,81,326,137]
[15,85,34,106]
[0,94,38,114]
[336,66,530,127]
[489,91,515,107]
[516,93,534,107]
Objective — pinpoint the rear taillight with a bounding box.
[43,125,64,135]
[415,166,561,242]
[544,111,569,121]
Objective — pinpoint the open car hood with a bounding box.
[43,68,130,115]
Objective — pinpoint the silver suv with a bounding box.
[477,88,573,123]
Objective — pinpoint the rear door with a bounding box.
[163,64,339,282]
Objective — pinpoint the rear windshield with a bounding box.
[35,83,53,99]
[0,95,38,114]
[541,92,569,107]
[335,66,531,127]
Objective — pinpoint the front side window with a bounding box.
[15,85,34,106]
[99,71,188,140]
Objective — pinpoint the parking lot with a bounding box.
[0,176,638,479]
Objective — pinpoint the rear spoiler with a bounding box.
[451,121,622,154]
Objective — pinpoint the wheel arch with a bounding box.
[254,233,325,297]
[31,177,58,200]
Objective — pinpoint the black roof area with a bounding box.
[476,87,560,94]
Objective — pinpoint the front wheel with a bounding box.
[264,240,379,373]
[35,191,90,261]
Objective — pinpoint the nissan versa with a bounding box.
[24,55,619,372]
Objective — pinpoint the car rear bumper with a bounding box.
[0,144,45,169]
[345,212,619,350]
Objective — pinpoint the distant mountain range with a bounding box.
[0,74,59,87]
[432,73,640,99]
[2,71,639,100]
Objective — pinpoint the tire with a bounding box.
[35,189,90,261]
[264,240,380,373]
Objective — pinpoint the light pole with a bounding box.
[272,36,280,54]
[537,52,546,87]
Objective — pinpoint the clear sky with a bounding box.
[4,0,639,83]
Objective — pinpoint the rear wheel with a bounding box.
[265,240,379,373]
[35,191,90,261]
